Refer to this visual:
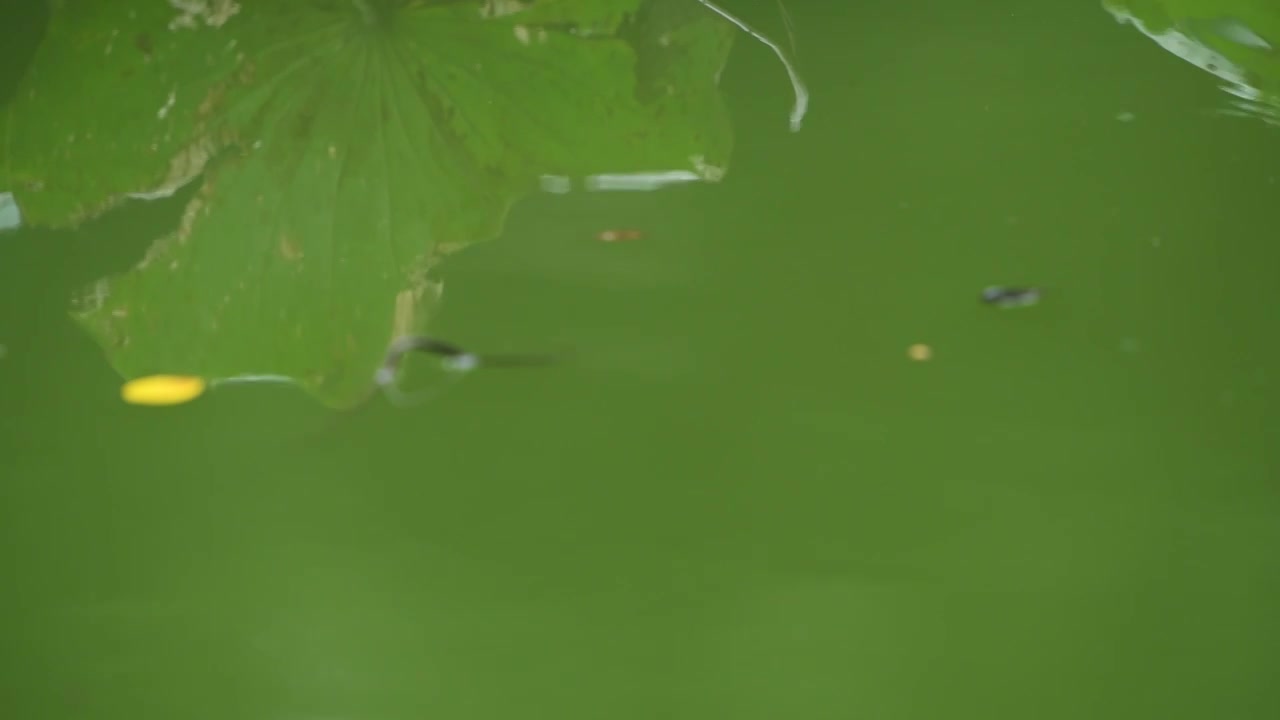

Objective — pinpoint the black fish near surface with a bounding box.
[981,286,1042,308]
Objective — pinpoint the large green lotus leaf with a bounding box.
[0,1,241,225]
[505,0,641,33]
[0,0,735,408]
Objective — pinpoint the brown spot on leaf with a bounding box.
[198,82,227,118]
[279,233,303,261]
[134,32,153,57]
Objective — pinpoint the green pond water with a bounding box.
[2,1,1279,718]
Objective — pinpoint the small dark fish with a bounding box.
[376,336,557,384]
[375,335,559,407]
[981,286,1042,308]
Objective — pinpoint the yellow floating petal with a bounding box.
[120,375,208,406]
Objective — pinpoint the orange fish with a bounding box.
[595,229,643,242]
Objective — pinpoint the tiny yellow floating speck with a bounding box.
[120,375,208,406]
[907,343,933,362]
